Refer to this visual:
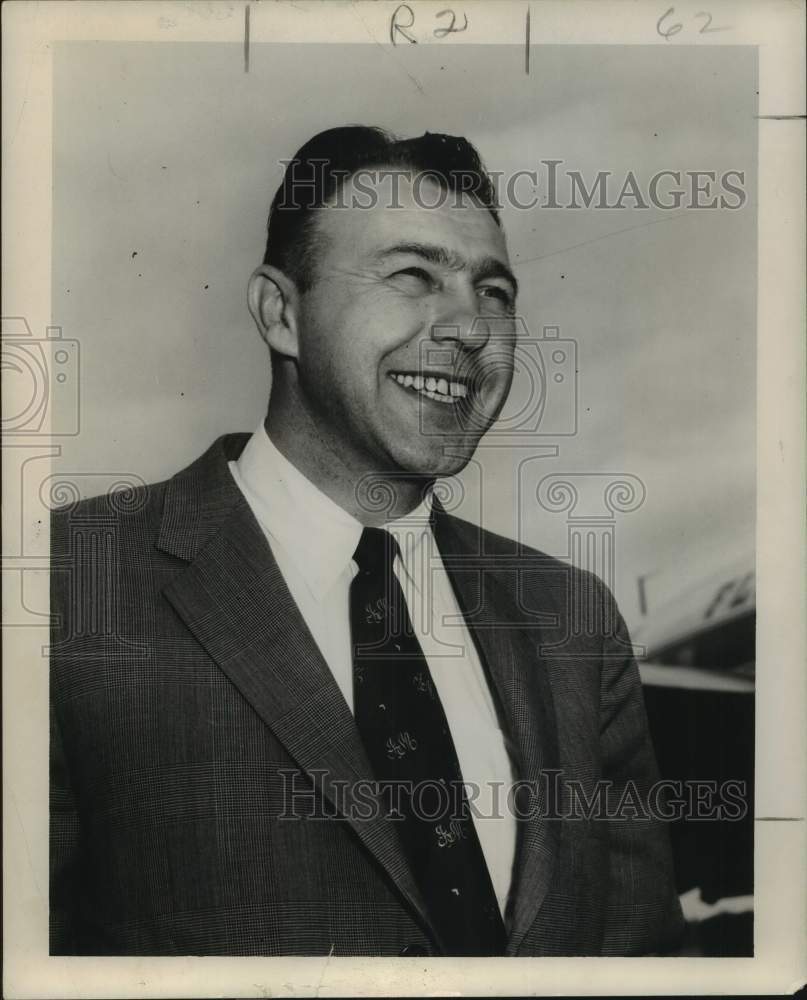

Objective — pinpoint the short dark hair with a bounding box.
[262,125,500,291]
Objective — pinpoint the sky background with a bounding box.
[50,41,757,628]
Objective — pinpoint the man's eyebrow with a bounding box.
[375,242,519,298]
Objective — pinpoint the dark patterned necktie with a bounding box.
[350,526,507,956]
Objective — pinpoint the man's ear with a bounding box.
[247,265,301,359]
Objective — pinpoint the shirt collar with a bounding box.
[234,424,434,600]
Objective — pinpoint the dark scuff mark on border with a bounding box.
[525,7,530,75]
[244,4,251,73]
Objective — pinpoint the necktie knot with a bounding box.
[353,527,400,577]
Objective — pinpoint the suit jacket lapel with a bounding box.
[432,505,561,956]
[158,435,439,946]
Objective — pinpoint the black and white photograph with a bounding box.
[2,1,804,996]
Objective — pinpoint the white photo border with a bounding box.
[3,1,805,996]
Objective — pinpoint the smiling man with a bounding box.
[50,126,684,957]
[250,130,519,511]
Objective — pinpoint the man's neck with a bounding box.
[262,414,432,527]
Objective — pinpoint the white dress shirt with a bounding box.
[229,424,516,917]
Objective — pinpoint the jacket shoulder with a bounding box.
[50,478,168,517]
[446,512,601,574]
[49,478,168,553]
[442,512,615,607]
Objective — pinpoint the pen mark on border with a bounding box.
[755,114,805,120]
[244,4,251,74]
[525,7,530,75]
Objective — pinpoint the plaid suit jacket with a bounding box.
[50,433,684,956]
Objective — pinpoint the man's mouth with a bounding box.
[388,371,469,406]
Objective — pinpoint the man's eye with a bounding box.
[391,267,433,288]
[478,285,514,309]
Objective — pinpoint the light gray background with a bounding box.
[52,41,756,626]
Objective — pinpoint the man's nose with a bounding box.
[430,289,490,349]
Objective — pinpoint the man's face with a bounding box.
[291,173,517,479]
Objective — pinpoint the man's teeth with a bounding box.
[391,373,467,403]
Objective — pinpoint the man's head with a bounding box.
[248,125,518,490]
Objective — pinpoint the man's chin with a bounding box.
[390,437,481,479]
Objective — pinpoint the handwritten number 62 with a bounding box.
[657,7,729,39]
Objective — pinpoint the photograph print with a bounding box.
[34,21,759,962]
